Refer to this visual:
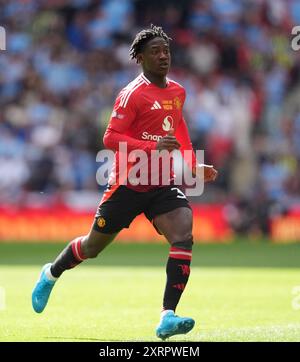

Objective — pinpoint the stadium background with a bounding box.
[1,0,300,243]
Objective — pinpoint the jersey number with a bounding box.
[171,187,186,199]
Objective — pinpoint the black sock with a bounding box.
[50,236,87,278]
[163,247,192,312]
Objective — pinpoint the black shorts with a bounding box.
[93,185,191,234]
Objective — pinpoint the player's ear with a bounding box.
[136,53,144,64]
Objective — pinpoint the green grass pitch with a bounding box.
[0,241,300,341]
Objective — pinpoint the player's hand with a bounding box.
[194,164,218,182]
[156,128,181,152]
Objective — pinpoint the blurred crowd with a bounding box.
[1,0,300,236]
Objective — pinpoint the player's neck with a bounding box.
[143,71,167,89]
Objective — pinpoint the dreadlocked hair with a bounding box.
[129,24,171,63]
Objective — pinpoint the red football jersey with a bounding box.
[103,73,197,193]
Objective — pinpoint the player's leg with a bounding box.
[153,206,195,339]
[144,185,195,339]
[154,207,193,313]
[32,185,142,313]
[49,229,117,278]
[31,229,117,313]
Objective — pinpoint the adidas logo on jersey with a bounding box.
[151,101,162,110]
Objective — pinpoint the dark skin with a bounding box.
[81,36,217,257]
[136,37,170,88]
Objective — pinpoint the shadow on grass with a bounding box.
[0,242,300,268]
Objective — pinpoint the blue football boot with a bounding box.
[32,263,56,313]
[156,311,195,340]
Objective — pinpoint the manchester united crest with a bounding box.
[97,217,106,228]
[173,97,182,110]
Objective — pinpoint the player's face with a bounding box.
[139,37,171,76]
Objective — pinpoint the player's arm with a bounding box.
[103,93,157,154]
[155,129,181,152]
[175,117,218,183]
[104,127,157,154]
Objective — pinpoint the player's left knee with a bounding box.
[172,237,193,251]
